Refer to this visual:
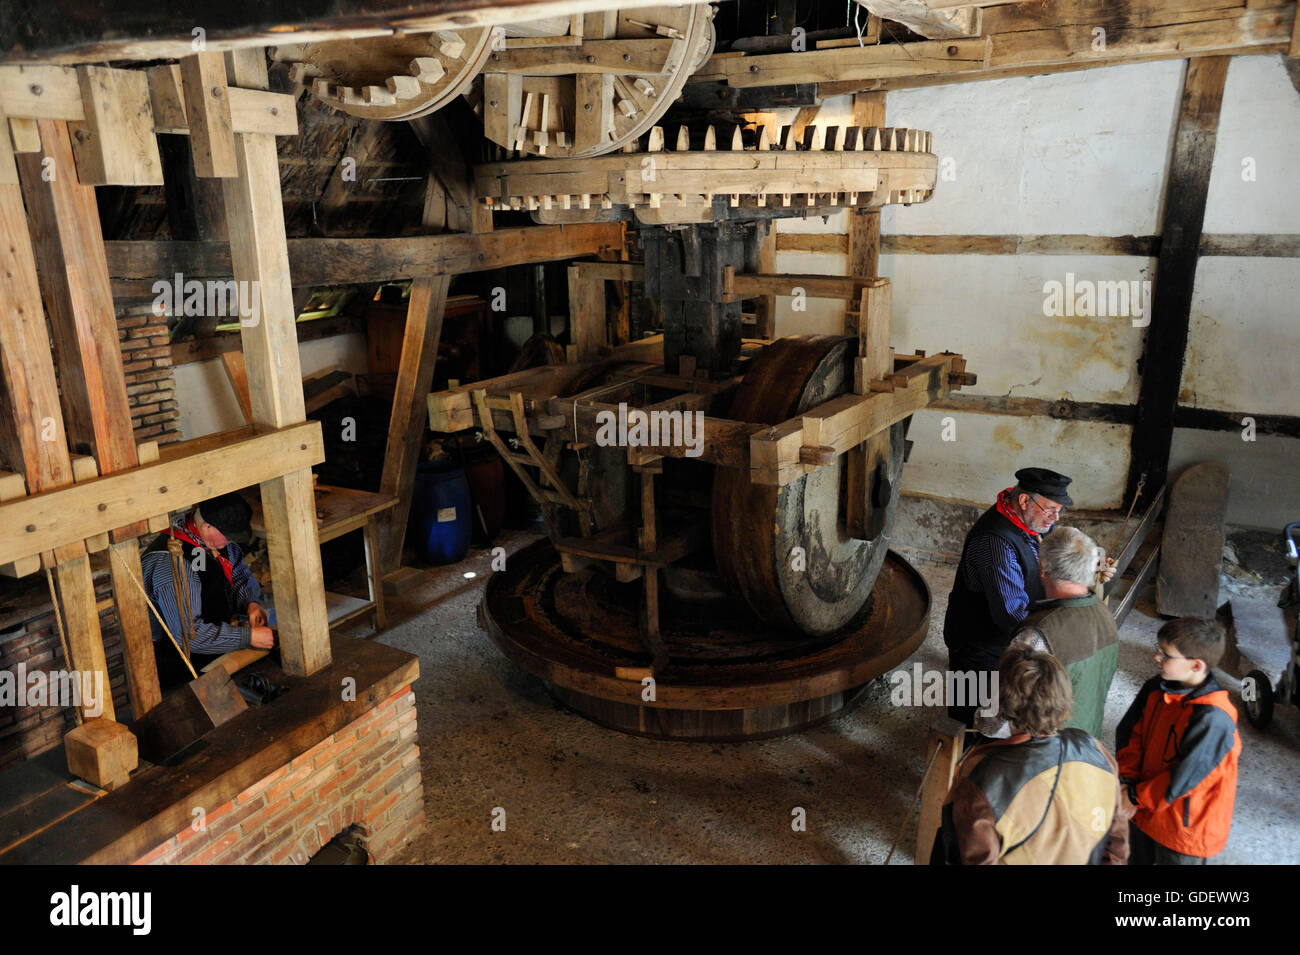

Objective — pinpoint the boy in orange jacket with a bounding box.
[1116,618,1242,864]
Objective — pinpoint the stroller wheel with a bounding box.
[1243,670,1274,730]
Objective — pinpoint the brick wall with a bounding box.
[117,304,180,446]
[0,575,131,771]
[133,685,424,865]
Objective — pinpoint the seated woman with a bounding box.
[931,643,1128,865]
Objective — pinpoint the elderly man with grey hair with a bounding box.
[1010,526,1120,738]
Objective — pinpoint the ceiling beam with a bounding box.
[853,0,981,39]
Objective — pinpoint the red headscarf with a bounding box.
[995,486,1039,539]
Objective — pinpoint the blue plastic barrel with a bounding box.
[413,463,472,564]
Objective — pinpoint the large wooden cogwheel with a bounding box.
[276,28,495,120]
[475,6,715,158]
[474,122,937,224]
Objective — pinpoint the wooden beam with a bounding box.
[16,122,142,490]
[66,66,163,186]
[567,263,606,361]
[846,280,893,539]
[220,350,253,422]
[218,48,330,678]
[705,2,1292,89]
[103,224,626,287]
[180,53,237,178]
[376,271,451,574]
[1125,56,1229,511]
[0,424,324,567]
[779,232,1300,257]
[0,183,78,502]
[854,0,980,39]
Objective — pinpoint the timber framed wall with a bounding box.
[764,52,1300,529]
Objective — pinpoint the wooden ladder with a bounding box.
[471,389,588,514]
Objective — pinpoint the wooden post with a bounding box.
[375,173,453,577]
[0,180,114,730]
[1124,57,1228,511]
[567,264,606,361]
[915,716,964,865]
[848,92,885,282]
[19,119,166,719]
[844,279,893,540]
[217,48,330,677]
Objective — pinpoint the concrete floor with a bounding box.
[338,531,1300,865]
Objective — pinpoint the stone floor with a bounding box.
[337,530,1300,865]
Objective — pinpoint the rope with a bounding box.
[42,566,82,727]
[883,738,945,865]
[109,543,198,681]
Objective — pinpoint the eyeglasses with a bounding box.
[1027,495,1064,520]
[1154,648,1194,662]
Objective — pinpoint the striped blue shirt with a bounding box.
[140,515,263,656]
[961,530,1041,634]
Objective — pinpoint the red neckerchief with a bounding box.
[170,517,235,584]
[995,486,1039,539]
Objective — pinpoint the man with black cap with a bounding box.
[141,491,276,690]
[943,467,1112,726]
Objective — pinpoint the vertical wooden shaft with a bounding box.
[108,541,162,719]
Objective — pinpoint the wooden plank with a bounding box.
[0,472,40,577]
[750,354,954,485]
[855,0,980,38]
[148,64,297,137]
[103,224,626,285]
[180,53,237,178]
[482,72,522,147]
[0,109,16,185]
[573,72,613,153]
[846,280,892,539]
[914,717,964,865]
[730,272,879,301]
[107,539,163,720]
[17,119,146,542]
[69,456,110,552]
[376,273,451,575]
[712,3,1291,90]
[568,263,606,360]
[1125,57,1229,509]
[218,49,329,678]
[54,556,115,722]
[220,350,253,423]
[0,181,83,569]
[487,38,675,74]
[9,116,41,152]
[66,66,163,186]
[0,423,324,567]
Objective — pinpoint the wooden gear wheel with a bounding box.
[713,336,908,637]
[473,122,937,224]
[277,28,495,121]
[475,6,716,159]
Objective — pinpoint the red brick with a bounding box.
[363,760,404,796]
[189,830,241,865]
[266,762,314,803]
[290,763,335,801]
[364,790,402,825]
[314,762,358,803]
[236,764,288,804]
[122,359,152,374]
[117,314,150,329]
[133,837,177,865]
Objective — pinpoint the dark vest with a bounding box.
[144,531,237,628]
[944,505,1044,653]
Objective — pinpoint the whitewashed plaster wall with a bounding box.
[761,55,1299,526]
[175,332,368,439]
